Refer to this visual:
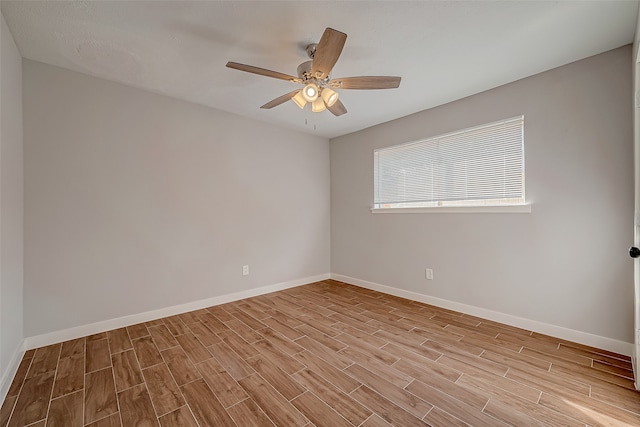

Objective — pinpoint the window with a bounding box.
[373,116,526,211]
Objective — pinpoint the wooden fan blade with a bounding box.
[327,99,347,117]
[329,76,401,90]
[226,62,300,82]
[312,28,347,79]
[260,90,300,109]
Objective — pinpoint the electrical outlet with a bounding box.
[242,265,249,276]
[425,268,433,280]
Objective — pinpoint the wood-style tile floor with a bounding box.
[1,280,639,426]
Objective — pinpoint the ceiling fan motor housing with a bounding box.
[305,43,318,59]
[297,60,313,80]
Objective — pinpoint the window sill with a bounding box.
[370,205,532,214]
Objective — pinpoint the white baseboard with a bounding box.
[0,342,26,404]
[331,273,633,356]
[24,273,330,350]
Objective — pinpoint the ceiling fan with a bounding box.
[226,27,401,117]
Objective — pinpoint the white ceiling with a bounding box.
[2,1,638,139]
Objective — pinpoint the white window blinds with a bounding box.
[374,116,525,209]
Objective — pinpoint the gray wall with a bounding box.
[331,46,634,343]
[0,12,24,393]
[23,60,330,337]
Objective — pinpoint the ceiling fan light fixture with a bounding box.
[312,98,326,113]
[291,91,307,109]
[302,82,319,102]
[321,88,339,107]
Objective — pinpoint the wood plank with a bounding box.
[226,398,276,427]
[132,335,163,369]
[520,346,592,368]
[433,346,509,377]
[238,374,308,427]
[405,370,488,411]
[557,342,632,368]
[7,371,54,427]
[208,341,254,380]
[207,305,236,322]
[457,374,581,427]
[374,330,439,360]
[164,316,190,336]
[392,357,462,388]
[84,413,122,427]
[449,358,541,403]
[252,339,306,375]
[0,395,16,427]
[505,366,590,397]
[337,334,399,365]
[268,309,305,328]
[227,311,266,335]
[126,323,150,340]
[196,357,248,408]
[86,332,107,342]
[187,321,222,347]
[175,332,211,364]
[117,384,160,427]
[258,327,305,356]
[226,318,264,343]
[161,346,202,386]
[296,323,345,351]
[345,363,431,418]
[590,381,640,414]
[6,355,32,397]
[60,338,85,359]
[178,309,204,325]
[294,336,352,370]
[46,390,83,427]
[340,347,411,388]
[296,313,341,337]
[551,361,635,389]
[294,350,361,394]
[26,343,61,379]
[539,391,640,426]
[218,330,260,359]
[291,392,352,427]
[328,313,380,335]
[292,368,372,426]
[349,385,430,426]
[261,316,305,340]
[86,338,111,373]
[235,300,272,320]
[331,322,389,348]
[158,406,199,427]
[181,379,237,426]
[52,353,84,398]
[142,363,185,416]
[405,379,508,427]
[112,349,144,392]
[246,355,306,400]
[84,367,118,424]
[148,324,179,351]
[423,407,470,427]
[107,328,133,354]
[145,319,165,327]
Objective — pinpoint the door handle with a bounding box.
[630,247,640,258]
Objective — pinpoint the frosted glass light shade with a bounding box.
[321,88,339,107]
[312,98,326,112]
[302,83,319,102]
[291,91,307,109]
